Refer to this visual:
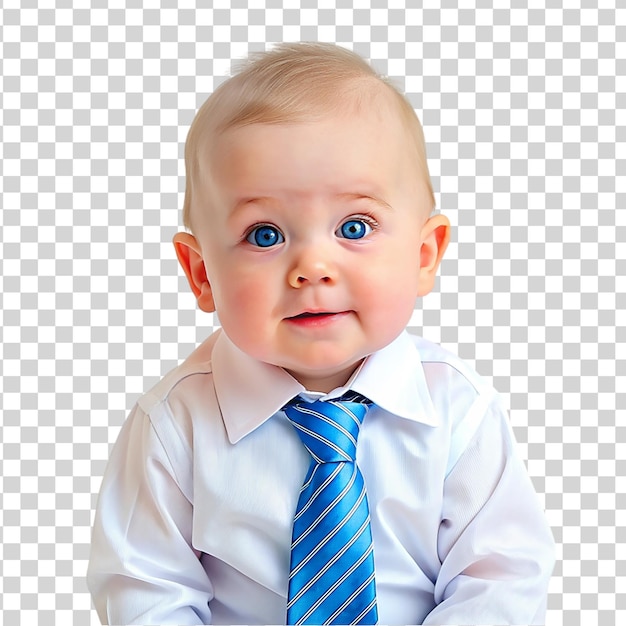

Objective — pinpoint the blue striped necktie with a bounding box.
[284,395,378,625]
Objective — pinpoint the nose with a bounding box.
[287,245,336,288]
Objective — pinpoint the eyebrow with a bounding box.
[230,192,393,215]
[229,196,272,215]
[335,192,393,211]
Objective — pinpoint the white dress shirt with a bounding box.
[87,329,555,625]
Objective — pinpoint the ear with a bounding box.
[172,232,216,313]
[417,214,451,297]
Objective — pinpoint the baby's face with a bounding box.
[187,105,446,392]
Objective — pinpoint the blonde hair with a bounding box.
[182,42,434,232]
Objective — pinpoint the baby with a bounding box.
[87,42,555,625]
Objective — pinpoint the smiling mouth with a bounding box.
[285,311,352,326]
[289,311,337,319]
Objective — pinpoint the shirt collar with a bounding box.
[212,331,304,444]
[212,329,438,444]
[331,330,439,427]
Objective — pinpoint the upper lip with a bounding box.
[286,310,342,318]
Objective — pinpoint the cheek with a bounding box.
[216,274,261,317]
[365,246,419,292]
[209,263,276,334]
[357,261,418,322]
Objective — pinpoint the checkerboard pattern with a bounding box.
[1,2,623,625]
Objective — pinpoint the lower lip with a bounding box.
[285,311,351,328]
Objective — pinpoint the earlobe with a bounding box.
[172,232,216,313]
[417,214,451,297]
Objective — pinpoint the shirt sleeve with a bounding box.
[86,404,214,625]
[423,396,556,625]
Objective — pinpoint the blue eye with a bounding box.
[337,219,372,240]
[246,224,285,247]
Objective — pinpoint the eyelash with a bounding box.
[344,213,380,230]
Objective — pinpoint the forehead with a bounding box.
[206,106,416,196]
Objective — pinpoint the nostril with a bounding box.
[290,270,333,286]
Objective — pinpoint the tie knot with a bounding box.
[284,397,370,464]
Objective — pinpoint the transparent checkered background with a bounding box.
[1,1,624,625]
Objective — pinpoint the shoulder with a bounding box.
[407,333,507,456]
[407,332,499,406]
[407,332,494,398]
[116,331,224,498]
[136,330,221,416]
[130,330,225,461]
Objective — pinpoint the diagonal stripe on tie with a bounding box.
[287,514,373,607]
[284,397,378,625]
[290,474,366,575]
[296,546,376,623]
[293,463,345,523]
[292,404,359,449]
[290,464,358,552]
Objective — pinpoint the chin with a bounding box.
[288,354,366,379]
